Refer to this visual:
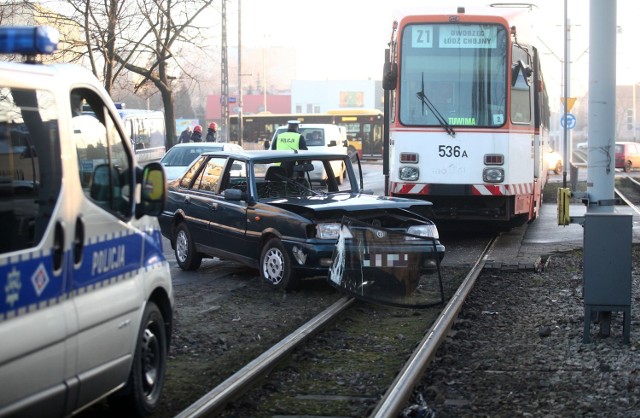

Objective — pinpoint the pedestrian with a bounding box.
[179,126,192,143]
[271,120,307,150]
[191,125,203,142]
[206,122,218,142]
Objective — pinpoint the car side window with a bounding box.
[0,87,61,253]
[73,88,132,218]
[179,155,206,188]
[194,157,226,192]
[219,159,248,193]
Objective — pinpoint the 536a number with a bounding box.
[438,145,468,158]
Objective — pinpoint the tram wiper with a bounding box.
[416,73,455,137]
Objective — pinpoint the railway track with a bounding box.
[175,237,497,418]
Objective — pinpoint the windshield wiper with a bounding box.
[416,73,455,137]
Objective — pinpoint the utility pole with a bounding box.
[220,0,229,142]
[237,0,243,146]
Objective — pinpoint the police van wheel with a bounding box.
[260,238,299,291]
[174,222,202,270]
[110,301,167,415]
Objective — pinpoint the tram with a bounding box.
[383,5,551,227]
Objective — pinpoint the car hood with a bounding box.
[265,192,432,218]
[163,165,188,181]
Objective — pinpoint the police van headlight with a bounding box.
[399,166,419,181]
[483,167,504,183]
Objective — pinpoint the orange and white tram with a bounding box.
[383,5,551,227]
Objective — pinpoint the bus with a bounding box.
[229,109,384,159]
[118,108,166,163]
[383,5,550,227]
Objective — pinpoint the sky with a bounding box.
[225,0,640,104]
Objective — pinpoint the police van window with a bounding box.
[73,88,132,218]
[0,87,61,254]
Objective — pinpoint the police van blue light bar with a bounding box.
[0,26,59,55]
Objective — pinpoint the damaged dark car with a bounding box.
[159,149,445,291]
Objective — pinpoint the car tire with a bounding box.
[260,238,298,291]
[174,222,202,270]
[109,301,167,416]
[625,161,632,172]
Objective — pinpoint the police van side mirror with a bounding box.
[137,162,166,218]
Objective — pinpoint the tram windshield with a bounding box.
[398,23,508,128]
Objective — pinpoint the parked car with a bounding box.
[576,141,588,151]
[161,142,243,180]
[159,149,445,292]
[544,148,563,174]
[615,142,640,172]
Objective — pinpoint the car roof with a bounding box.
[200,149,348,160]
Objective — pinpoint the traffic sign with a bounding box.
[561,113,576,129]
[560,97,577,112]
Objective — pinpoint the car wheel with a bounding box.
[109,301,167,416]
[625,161,632,172]
[260,238,298,291]
[174,222,202,270]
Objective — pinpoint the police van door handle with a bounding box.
[73,217,85,265]
[53,221,65,271]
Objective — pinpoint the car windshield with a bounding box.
[250,155,355,199]
[161,145,223,166]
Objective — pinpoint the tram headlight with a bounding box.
[399,166,419,181]
[483,167,504,183]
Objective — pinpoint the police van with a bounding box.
[0,27,173,417]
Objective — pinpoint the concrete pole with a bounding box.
[587,0,616,214]
[238,0,243,146]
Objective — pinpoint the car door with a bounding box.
[631,143,640,169]
[179,156,227,249]
[208,158,252,261]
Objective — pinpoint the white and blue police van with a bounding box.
[0,27,173,417]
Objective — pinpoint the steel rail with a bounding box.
[175,295,354,418]
[615,186,640,217]
[369,236,498,418]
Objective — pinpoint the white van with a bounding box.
[271,123,349,183]
[0,27,173,417]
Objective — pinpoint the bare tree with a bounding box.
[33,0,218,146]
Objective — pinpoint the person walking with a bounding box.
[179,126,192,143]
[206,122,218,142]
[271,120,307,150]
[190,125,203,142]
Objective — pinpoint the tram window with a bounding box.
[511,46,532,124]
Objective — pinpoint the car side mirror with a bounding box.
[224,188,244,201]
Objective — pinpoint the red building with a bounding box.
[205,94,291,121]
